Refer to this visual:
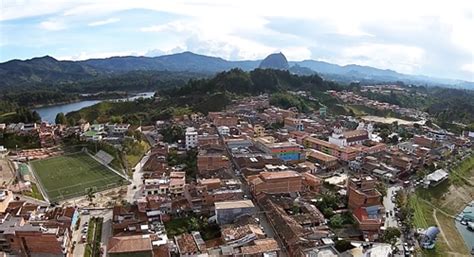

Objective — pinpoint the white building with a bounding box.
[328,123,370,147]
[218,126,230,136]
[185,127,198,150]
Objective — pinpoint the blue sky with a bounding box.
[1,0,473,81]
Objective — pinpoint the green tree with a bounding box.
[375,182,387,197]
[55,112,67,125]
[381,227,401,248]
[334,240,354,253]
[67,117,76,126]
[329,214,344,228]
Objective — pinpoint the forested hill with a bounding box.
[163,68,340,97]
[2,51,472,90]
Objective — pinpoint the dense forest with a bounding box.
[1,65,473,131]
[65,69,341,124]
[0,70,207,108]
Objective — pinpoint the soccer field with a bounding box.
[30,152,125,202]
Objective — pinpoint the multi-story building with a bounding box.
[284,117,304,131]
[107,235,154,257]
[215,200,256,225]
[328,125,369,147]
[307,149,338,170]
[185,127,198,150]
[347,176,384,240]
[185,179,243,210]
[214,116,239,127]
[0,214,71,257]
[253,124,265,137]
[254,136,303,162]
[247,170,303,195]
[197,134,220,147]
[197,146,231,174]
[304,136,359,161]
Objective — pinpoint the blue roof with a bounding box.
[424,226,440,239]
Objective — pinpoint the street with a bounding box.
[125,151,150,203]
[383,185,401,228]
[72,208,113,257]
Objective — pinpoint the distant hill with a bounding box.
[1,51,472,90]
[0,56,100,87]
[259,53,289,70]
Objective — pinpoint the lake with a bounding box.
[34,92,155,124]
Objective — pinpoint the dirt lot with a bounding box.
[0,158,15,186]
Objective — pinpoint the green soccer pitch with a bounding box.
[30,152,125,202]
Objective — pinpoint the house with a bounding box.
[174,232,206,256]
[215,200,256,225]
[247,170,303,196]
[347,176,384,240]
[254,136,304,162]
[107,235,154,257]
[423,169,448,187]
[197,146,231,174]
[307,149,338,170]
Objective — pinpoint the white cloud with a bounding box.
[2,0,474,80]
[56,50,145,61]
[88,17,120,26]
[39,20,66,31]
[340,43,425,74]
[462,63,474,74]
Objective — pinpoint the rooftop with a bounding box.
[215,200,255,210]
[260,170,301,180]
[108,235,153,253]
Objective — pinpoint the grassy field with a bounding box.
[409,153,474,256]
[30,152,125,202]
[24,183,45,201]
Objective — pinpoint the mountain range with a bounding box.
[0,51,472,89]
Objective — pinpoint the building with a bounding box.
[304,137,359,161]
[214,116,238,127]
[107,235,154,257]
[221,223,265,247]
[328,125,369,147]
[0,190,13,213]
[423,169,448,187]
[218,126,230,136]
[307,150,338,170]
[254,136,303,162]
[0,215,70,257]
[197,134,220,147]
[418,226,440,249]
[185,127,198,150]
[253,125,265,137]
[197,146,231,174]
[215,200,256,225]
[185,179,243,211]
[174,232,206,257]
[284,117,304,131]
[347,176,384,240]
[247,170,303,195]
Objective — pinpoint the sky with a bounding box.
[1,0,473,81]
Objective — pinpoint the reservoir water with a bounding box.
[34,92,155,124]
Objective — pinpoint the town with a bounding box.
[0,88,473,257]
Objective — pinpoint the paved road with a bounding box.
[125,151,150,203]
[383,185,401,228]
[72,209,113,257]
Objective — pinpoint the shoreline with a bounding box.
[31,91,154,109]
